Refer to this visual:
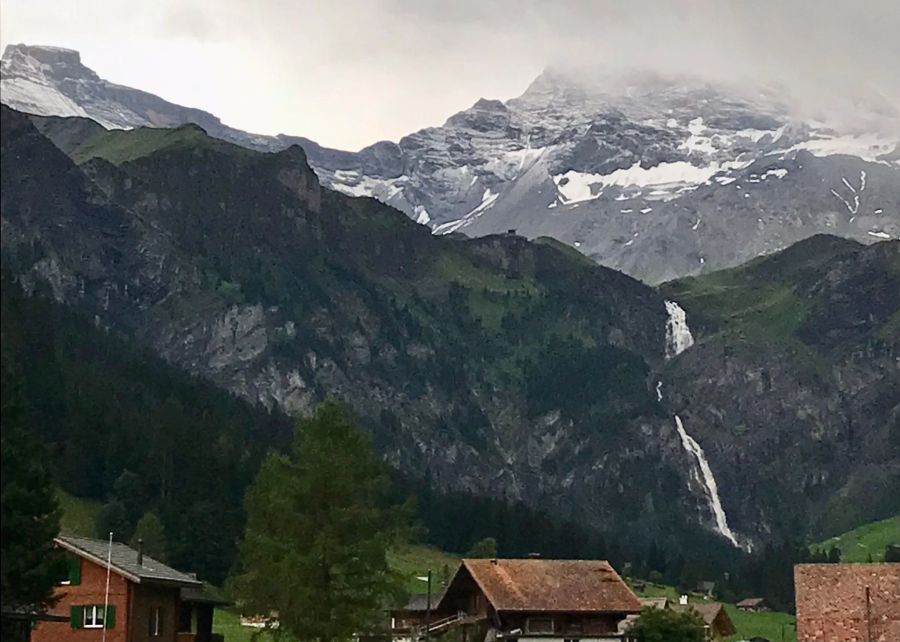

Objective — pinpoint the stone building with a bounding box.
[794,563,900,642]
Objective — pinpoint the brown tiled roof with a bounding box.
[461,559,642,613]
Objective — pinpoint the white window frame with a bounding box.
[150,606,162,637]
[84,605,105,628]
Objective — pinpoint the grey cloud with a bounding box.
[1,0,898,147]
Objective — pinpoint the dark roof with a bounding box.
[56,535,201,588]
[672,603,737,636]
[1,607,69,622]
[457,559,642,614]
[180,583,230,606]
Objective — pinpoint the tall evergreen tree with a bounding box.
[1,354,65,618]
[234,400,411,642]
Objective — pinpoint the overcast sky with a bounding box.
[2,0,899,149]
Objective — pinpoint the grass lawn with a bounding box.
[387,544,462,593]
[813,515,900,562]
[214,608,289,642]
[725,604,795,642]
[56,489,102,537]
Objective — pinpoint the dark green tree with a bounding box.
[885,545,900,562]
[234,400,411,642]
[0,355,65,618]
[96,500,133,541]
[466,537,498,558]
[130,512,168,561]
[629,607,705,642]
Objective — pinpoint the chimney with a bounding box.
[490,559,498,565]
[137,538,144,566]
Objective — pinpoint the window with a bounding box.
[526,618,555,634]
[83,605,105,628]
[70,605,115,630]
[60,555,81,585]
[149,606,163,637]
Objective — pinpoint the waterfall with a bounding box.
[656,381,744,550]
[674,415,742,549]
[665,300,694,359]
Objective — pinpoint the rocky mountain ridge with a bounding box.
[3,105,898,555]
[3,44,898,283]
[2,105,711,553]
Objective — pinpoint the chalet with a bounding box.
[637,597,669,610]
[403,558,642,642]
[390,594,435,642]
[625,597,735,642]
[32,535,226,642]
[670,602,736,642]
[794,563,900,642]
[735,597,768,612]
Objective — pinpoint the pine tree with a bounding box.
[130,512,168,561]
[1,355,65,616]
[234,400,411,642]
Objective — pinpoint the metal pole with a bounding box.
[425,570,432,642]
[102,532,112,642]
[865,586,872,642]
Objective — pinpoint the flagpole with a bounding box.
[102,532,112,642]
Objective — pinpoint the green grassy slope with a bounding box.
[660,235,863,342]
[813,515,900,562]
[67,124,248,166]
[56,489,102,537]
[388,544,462,593]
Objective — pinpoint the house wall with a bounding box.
[795,564,900,642]
[32,554,184,642]
[128,583,180,642]
[499,613,624,637]
[32,555,131,642]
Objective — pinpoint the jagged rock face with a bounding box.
[3,47,897,284]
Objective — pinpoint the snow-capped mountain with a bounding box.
[3,44,898,283]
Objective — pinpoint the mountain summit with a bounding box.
[2,45,898,283]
